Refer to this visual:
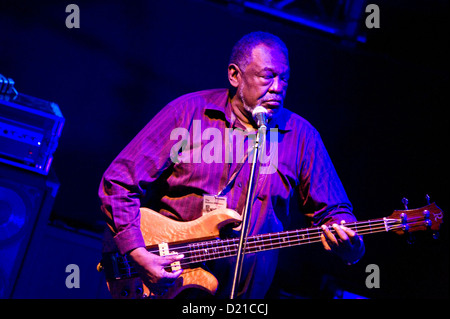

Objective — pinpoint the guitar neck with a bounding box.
[167,217,399,267]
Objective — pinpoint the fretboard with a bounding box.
[181,217,398,265]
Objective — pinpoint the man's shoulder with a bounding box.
[168,88,228,109]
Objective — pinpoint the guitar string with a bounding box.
[151,218,399,256]
[154,219,396,255]
[113,222,419,279]
[115,219,403,270]
[135,220,393,261]
[119,219,405,266]
[180,223,403,265]
[113,218,427,275]
[113,224,398,277]
[142,216,420,257]
[113,221,399,275]
[171,215,427,258]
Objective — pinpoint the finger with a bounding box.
[321,224,338,246]
[321,233,332,251]
[160,253,184,266]
[332,223,349,242]
[163,268,183,280]
[156,267,182,289]
[340,224,356,237]
[340,225,362,245]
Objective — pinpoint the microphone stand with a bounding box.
[229,122,266,299]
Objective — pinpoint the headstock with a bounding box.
[387,200,443,237]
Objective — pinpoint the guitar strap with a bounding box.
[217,158,247,197]
[217,118,252,197]
[216,114,272,207]
[217,129,270,201]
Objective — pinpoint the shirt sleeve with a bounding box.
[298,128,356,226]
[98,102,182,255]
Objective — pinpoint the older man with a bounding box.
[99,31,364,299]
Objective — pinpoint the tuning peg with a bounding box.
[402,197,409,210]
[425,194,431,205]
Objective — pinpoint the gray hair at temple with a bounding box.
[229,31,289,71]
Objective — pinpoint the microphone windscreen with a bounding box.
[252,106,269,128]
[252,106,268,118]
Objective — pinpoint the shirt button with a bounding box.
[238,182,242,188]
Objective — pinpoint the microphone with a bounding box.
[252,106,269,128]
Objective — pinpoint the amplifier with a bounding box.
[0,92,64,175]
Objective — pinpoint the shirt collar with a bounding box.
[269,107,294,132]
[204,89,294,132]
[203,89,231,119]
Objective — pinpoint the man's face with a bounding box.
[237,44,290,119]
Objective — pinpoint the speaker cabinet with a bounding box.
[11,222,111,299]
[0,163,59,298]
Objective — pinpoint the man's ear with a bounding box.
[228,63,241,88]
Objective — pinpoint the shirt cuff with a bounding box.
[326,211,357,225]
[113,226,146,255]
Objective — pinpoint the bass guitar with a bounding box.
[98,201,443,299]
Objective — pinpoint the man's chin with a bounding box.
[265,105,282,119]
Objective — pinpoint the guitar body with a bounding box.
[106,208,242,299]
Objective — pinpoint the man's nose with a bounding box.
[269,76,287,94]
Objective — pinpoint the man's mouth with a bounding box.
[263,100,282,107]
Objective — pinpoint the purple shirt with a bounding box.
[99,88,355,298]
